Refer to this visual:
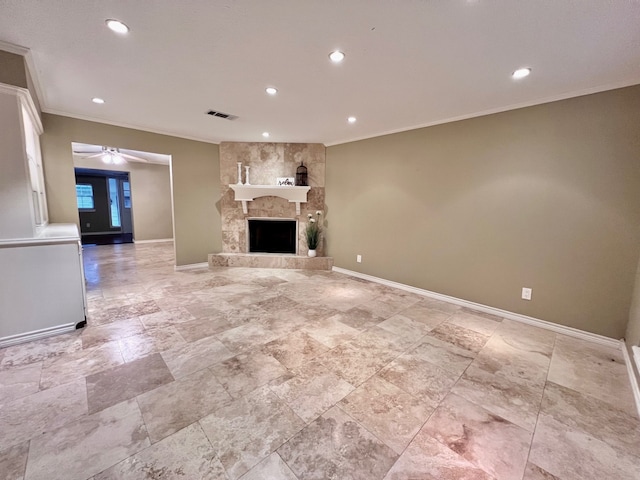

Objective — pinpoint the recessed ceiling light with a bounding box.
[512,67,531,79]
[347,116,357,123]
[92,97,105,104]
[329,50,345,63]
[262,132,270,138]
[265,87,278,95]
[106,19,129,34]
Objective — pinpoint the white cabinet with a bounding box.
[23,101,48,227]
[0,224,87,347]
[0,83,46,238]
[0,84,86,347]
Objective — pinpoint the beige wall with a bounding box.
[0,50,27,89]
[73,157,173,241]
[0,49,41,114]
[326,85,640,339]
[40,114,221,265]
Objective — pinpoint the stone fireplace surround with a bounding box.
[209,142,333,270]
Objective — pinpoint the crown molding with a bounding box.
[23,50,46,109]
[325,77,640,147]
[0,82,43,133]
[42,108,220,145]
[0,40,29,55]
[0,40,46,114]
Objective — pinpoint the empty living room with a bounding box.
[1,2,639,479]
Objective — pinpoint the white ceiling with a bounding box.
[1,1,639,146]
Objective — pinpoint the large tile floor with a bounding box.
[1,242,639,480]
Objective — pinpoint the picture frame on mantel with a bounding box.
[276,177,295,186]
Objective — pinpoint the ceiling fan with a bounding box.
[73,146,149,164]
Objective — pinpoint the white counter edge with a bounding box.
[0,223,80,247]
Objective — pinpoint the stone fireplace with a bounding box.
[209,142,332,270]
[218,142,326,255]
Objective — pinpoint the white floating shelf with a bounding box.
[229,184,311,215]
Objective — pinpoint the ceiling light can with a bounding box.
[106,19,129,34]
[262,132,270,138]
[329,50,345,63]
[347,116,357,123]
[512,67,531,79]
[265,87,277,95]
[92,97,105,104]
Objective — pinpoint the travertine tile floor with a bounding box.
[1,242,639,480]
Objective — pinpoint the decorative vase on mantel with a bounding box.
[307,249,317,258]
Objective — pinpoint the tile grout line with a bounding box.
[521,332,558,479]
[273,451,301,480]
[21,439,33,480]
[425,316,543,480]
[332,403,402,478]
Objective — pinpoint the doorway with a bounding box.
[74,168,134,245]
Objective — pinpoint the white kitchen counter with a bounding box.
[0,223,80,247]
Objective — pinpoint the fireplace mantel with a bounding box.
[229,184,311,215]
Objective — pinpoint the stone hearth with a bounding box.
[208,253,333,270]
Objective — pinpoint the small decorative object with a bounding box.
[277,177,295,186]
[237,162,243,185]
[304,210,322,256]
[295,162,308,186]
[244,165,251,185]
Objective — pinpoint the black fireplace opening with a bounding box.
[248,219,297,254]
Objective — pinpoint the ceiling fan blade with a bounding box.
[77,152,104,159]
[73,149,100,154]
[119,152,149,162]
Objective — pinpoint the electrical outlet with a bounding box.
[522,287,532,300]
[356,254,362,263]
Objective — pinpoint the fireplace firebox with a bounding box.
[248,219,297,254]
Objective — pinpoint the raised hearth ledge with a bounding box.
[229,184,311,215]
[208,253,333,271]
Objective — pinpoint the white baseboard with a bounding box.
[0,323,77,348]
[174,262,209,271]
[134,238,174,244]
[622,343,640,418]
[332,266,620,349]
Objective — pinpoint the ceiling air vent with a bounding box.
[207,110,238,121]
